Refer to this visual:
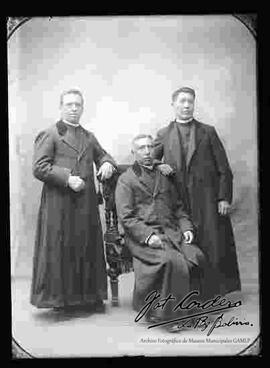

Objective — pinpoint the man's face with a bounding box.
[60,93,84,124]
[172,92,195,120]
[133,137,154,166]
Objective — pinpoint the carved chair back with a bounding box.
[98,164,133,306]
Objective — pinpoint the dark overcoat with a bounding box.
[115,163,208,319]
[30,120,116,308]
[153,119,241,296]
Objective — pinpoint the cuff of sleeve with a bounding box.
[65,171,71,187]
[99,157,117,168]
[218,198,231,204]
[181,226,194,235]
[51,167,71,187]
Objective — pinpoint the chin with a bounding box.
[68,118,79,124]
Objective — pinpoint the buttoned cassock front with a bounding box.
[115,163,207,319]
[153,120,241,297]
[30,120,116,308]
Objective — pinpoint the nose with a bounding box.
[144,146,151,155]
[71,104,78,111]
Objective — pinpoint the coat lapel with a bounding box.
[167,120,207,171]
[57,120,80,153]
[167,121,184,171]
[186,120,206,170]
[152,170,161,198]
[131,162,150,195]
[131,162,160,197]
[76,127,91,162]
[57,121,91,161]
[186,121,196,168]
[138,171,155,196]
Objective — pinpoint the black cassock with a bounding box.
[153,120,241,297]
[30,120,116,308]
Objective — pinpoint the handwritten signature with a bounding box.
[134,290,252,335]
[170,313,253,336]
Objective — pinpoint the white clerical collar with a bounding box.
[176,117,193,124]
[62,119,80,127]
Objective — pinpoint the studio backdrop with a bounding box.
[8,16,258,293]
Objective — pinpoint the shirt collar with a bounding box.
[140,164,154,171]
[62,119,80,127]
[175,117,193,124]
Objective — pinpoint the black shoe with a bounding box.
[166,323,181,333]
[52,306,65,311]
[52,305,76,312]
[145,314,163,324]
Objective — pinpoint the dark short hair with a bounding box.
[132,134,153,148]
[60,88,84,106]
[172,87,195,102]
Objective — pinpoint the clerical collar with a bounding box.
[140,164,154,171]
[62,119,80,127]
[175,117,193,124]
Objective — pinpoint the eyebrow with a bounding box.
[137,144,154,148]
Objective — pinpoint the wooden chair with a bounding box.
[98,164,133,306]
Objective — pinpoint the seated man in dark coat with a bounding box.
[115,134,208,332]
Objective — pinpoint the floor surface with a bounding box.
[12,273,260,358]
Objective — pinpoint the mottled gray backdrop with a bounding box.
[8,16,258,294]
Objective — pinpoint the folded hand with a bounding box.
[68,175,85,192]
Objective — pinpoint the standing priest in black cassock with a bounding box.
[115,134,208,332]
[30,88,117,312]
[153,87,241,298]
